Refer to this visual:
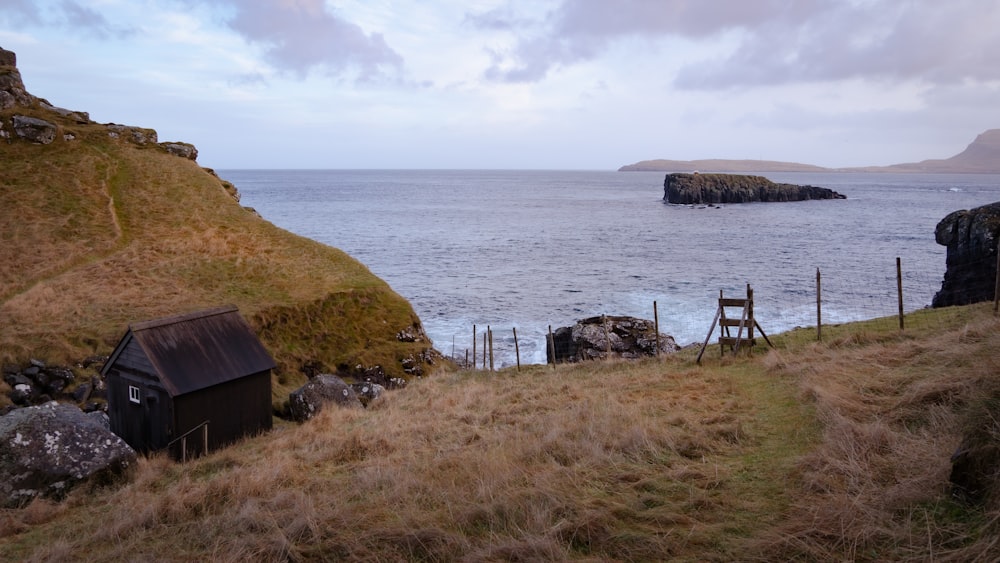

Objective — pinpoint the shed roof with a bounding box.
[102,305,276,397]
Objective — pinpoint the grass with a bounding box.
[4,303,999,560]
[0,104,435,398]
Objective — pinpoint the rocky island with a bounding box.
[663,173,846,204]
[932,201,1000,307]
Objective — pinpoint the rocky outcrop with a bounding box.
[932,202,1000,308]
[664,173,846,204]
[547,316,679,363]
[0,401,136,508]
[1,46,199,160]
[288,374,363,421]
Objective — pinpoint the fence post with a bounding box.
[548,325,556,369]
[816,268,822,342]
[513,327,521,372]
[897,257,904,331]
[994,245,1000,314]
[202,422,209,456]
[653,301,660,357]
[483,328,488,370]
[488,327,494,372]
[472,325,477,371]
[602,315,612,359]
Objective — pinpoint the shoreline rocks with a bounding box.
[932,201,1000,307]
[547,315,679,363]
[663,173,846,204]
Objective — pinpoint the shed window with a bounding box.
[128,385,140,404]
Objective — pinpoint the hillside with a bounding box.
[620,129,1000,173]
[0,48,439,402]
[2,304,999,560]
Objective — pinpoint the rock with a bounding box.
[72,382,93,404]
[39,101,90,123]
[350,382,385,407]
[10,383,33,406]
[12,115,57,144]
[288,374,363,422]
[0,47,15,67]
[932,201,1000,308]
[106,123,157,145]
[161,141,198,160]
[0,401,136,507]
[663,173,846,204]
[547,315,680,363]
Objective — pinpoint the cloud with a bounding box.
[58,1,134,39]
[206,0,404,81]
[0,0,132,37]
[475,0,1000,88]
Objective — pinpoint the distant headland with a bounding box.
[620,129,1000,174]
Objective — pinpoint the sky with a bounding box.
[2,0,999,170]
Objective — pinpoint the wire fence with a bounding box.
[443,252,1000,371]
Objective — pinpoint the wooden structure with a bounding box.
[101,305,275,460]
[697,285,773,364]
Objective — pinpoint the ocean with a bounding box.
[223,170,1000,367]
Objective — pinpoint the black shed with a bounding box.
[101,305,275,459]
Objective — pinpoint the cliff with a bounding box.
[0,46,439,402]
[663,173,846,204]
[932,202,1000,307]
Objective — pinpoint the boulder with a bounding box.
[547,315,679,363]
[350,382,386,407]
[663,173,845,204]
[288,374,363,422]
[932,202,1000,308]
[0,401,136,508]
[161,141,198,160]
[12,115,57,144]
[106,123,157,145]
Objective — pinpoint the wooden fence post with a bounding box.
[488,327,494,372]
[202,422,209,456]
[513,327,521,372]
[602,315,612,358]
[548,325,556,369]
[653,301,660,357]
[483,328,488,370]
[897,257,904,331]
[994,246,1000,314]
[472,324,476,371]
[816,268,822,342]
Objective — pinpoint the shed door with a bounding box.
[142,387,172,451]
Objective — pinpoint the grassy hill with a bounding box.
[2,304,998,560]
[1,64,438,404]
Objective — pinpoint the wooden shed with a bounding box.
[101,305,275,460]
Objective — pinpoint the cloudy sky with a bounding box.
[2,0,998,169]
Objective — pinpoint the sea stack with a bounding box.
[663,173,846,204]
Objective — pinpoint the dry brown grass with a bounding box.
[3,305,999,560]
[0,351,816,561]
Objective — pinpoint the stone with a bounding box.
[106,123,157,145]
[288,374,363,422]
[72,382,93,404]
[12,115,58,144]
[39,101,90,123]
[161,142,198,160]
[0,47,15,67]
[547,315,680,363]
[663,173,846,204]
[350,382,386,407]
[0,401,136,507]
[932,201,1000,308]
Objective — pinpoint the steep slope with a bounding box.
[1,48,439,401]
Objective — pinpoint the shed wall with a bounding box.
[170,370,272,460]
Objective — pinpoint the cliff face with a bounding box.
[932,202,1000,307]
[663,173,846,204]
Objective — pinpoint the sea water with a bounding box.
[225,170,1000,366]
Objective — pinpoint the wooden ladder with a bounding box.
[697,284,773,364]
